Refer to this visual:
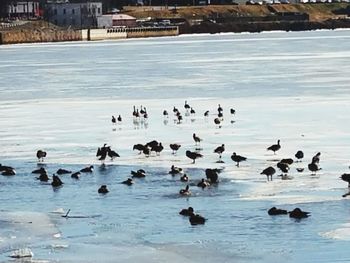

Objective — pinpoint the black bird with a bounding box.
[51,175,63,187]
[80,165,94,173]
[132,106,137,117]
[98,185,109,194]
[186,150,203,164]
[180,174,189,182]
[189,214,206,225]
[117,115,122,123]
[312,152,321,164]
[146,140,159,149]
[36,150,47,162]
[56,168,71,175]
[267,140,281,154]
[184,100,190,111]
[230,108,236,115]
[143,146,151,157]
[289,208,310,219]
[193,133,202,145]
[214,117,221,128]
[112,115,116,125]
[140,106,146,115]
[179,207,194,216]
[2,168,16,176]
[38,173,50,182]
[308,162,321,175]
[0,164,13,172]
[71,172,80,179]
[179,185,191,196]
[170,144,181,155]
[205,168,221,184]
[169,165,182,175]
[217,104,223,113]
[277,162,290,178]
[190,107,195,115]
[341,173,350,187]
[214,144,225,159]
[261,166,276,181]
[122,178,134,186]
[204,110,209,117]
[151,143,164,156]
[177,113,183,124]
[268,207,288,215]
[32,167,47,174]
[231,152,247,167]
[197,178,210,189]
[173,106,179,115]
[96,147,102,157]
[133,144,145,154]
[163,110,169,118]
[108,148,120,160]
[280,158,294,165]
[96,144,108,161]
[131,169,146,178]
[218,111,223,120]
[295,150,304,162]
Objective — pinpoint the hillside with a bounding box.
[123,3,350,22]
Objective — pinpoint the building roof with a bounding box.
[102,14,136,20]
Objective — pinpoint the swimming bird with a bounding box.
[261,166,276,181]
[179,207,194,216]
[193,133,202,145]
[51,175,63,187]
[170,143,181,155]
[179,185,191,196]
[180,174,189,182]
[121,178,134,186]
[71,172,80,179]
[341,173,350,187]
[267,140,281,154]
[133,144,145,154]
[131,169,146,178]
[98,185,109,194]
[197,178,210,189]
[312,152,321,164]
[36,150,47,162]
[56,168,72,175]
[295,150,304,162]
[214,144,225,159]
[112,115,116,125]
[186,150,203,164]
[289,208,310,219]
[169,165,182,175]
[38,173,50,182]
[80,165,94,173]
[2,168,16,176]
[189,213,206,225]
[0,164,13,172]
[268,207,288,215]
[308,162,321,175]
[231,152,247,167]
[32,167,47,174]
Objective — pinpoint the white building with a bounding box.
[97,14,137,28]
[47,2,102,29]
[6,1,40,19]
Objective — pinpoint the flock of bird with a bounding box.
[1,100,350,225]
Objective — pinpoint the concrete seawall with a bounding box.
[0,29,82,45]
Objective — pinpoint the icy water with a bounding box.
[0,30,350,262]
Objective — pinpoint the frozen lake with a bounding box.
[0,30,350,262]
